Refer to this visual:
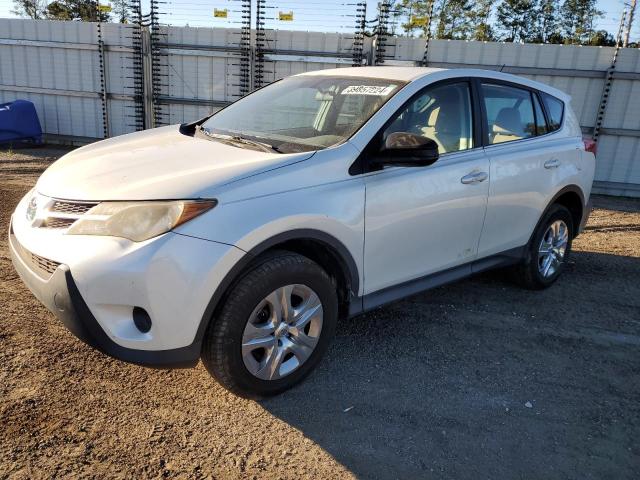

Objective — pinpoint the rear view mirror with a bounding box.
[373,132,439,167]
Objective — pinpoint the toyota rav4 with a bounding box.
[10,67,595,397]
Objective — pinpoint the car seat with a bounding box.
[492,107,525,144]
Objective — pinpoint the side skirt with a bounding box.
[348,246,526,317]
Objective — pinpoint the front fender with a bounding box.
[174,178,366,295]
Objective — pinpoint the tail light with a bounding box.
[582,136,597,155]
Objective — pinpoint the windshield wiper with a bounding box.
[228,135,284,153]
[196,126,282,153]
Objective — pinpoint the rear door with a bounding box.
[363,80,490,296]
[476,82,577,259]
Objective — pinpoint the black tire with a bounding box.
[513,204,574,290]
[201,251,338,398]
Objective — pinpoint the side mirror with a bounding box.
[372,132,439,167]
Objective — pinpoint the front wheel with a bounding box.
[513,204,574,290]
[201,251,338,398]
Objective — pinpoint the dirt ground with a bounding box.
[1,146,639,479]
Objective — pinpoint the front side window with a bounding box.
[482,83,535,145]
[201,76,403,153]
[541,92,564,131]
[383,82,473,154]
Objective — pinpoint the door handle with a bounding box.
[544,159,560,169]
[461,171,488,184]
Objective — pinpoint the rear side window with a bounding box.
[541,92,564,131]
[482,83,535,145]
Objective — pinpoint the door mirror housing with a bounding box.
[372,132,440,167]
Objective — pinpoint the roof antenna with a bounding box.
[499,64,506,72]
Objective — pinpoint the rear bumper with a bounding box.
[9,224,201,368]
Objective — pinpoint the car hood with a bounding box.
[35,125,315,201]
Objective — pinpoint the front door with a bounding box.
[363,81,489,298]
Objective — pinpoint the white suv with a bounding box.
[10,67,595,396]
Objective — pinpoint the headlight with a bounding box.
[66,200,217,242]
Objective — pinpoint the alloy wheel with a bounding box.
[538,219,569,278]
[241,284,323,380]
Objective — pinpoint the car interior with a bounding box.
[383,83,473,154]
[482,83,537,144]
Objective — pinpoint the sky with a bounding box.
[0,0,637,42]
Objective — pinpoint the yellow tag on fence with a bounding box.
[279,11,294,21]
[413,16,427,27]
[214,8,228,18]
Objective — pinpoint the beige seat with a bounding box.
[420,92,465,153]
[492,107,525,144]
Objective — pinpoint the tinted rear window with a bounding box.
[541,92,564,131]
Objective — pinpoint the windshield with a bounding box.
[201,76,404,153]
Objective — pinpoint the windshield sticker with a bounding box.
[341,85,396,96]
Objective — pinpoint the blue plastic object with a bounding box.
[0,99,43,144]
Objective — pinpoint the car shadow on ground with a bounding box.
[259,251,640,479]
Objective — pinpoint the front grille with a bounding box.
[10,231,61,279]
[41,199,98,230]
[43,218,76,229]
[31,252,61,276]
[51,200,96,215]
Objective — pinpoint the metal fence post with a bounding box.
[95,10,110,138]
[593,8,628,142]
[367,36,376,66]
[420,0,436,67]
[141,27,155,129]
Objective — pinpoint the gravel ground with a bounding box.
[1,146,639,479]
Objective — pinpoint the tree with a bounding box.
[435,0,475,39]
[469,0,496,41]
[588,29,616,46]
[533,0,561,43]
[394,0,436,37]
[11,0,48,19]
[560,0,604,45]
[111,0,131,23]
[496,0,536,42]
[45,0,110,21]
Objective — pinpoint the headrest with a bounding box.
[435,108,459,135]
[433,92,462,135]
[493,107,523,135]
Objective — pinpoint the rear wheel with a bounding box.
[513,204,573,290]
[201,251,338,398]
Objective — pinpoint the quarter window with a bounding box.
[482,83,536,145]
[541,92,564,131]
[383,82,473,154]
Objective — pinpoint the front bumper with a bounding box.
[9,226,202,367]
[9,200,246,368]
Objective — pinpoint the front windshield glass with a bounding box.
[201,76,404,153]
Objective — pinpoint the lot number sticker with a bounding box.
[341,85,396,96]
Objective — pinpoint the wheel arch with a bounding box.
[547,185,585,238]
[529,185,585,246]
[192,229,360,350]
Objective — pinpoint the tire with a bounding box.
[201,251,338,398]
[513,204,574,290]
